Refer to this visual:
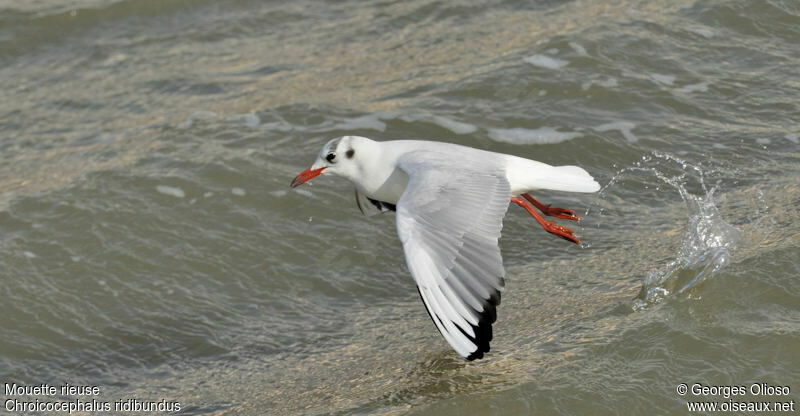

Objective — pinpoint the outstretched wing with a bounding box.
[395,150,509,360]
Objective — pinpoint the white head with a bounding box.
[290,136,376,187]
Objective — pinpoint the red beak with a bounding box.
[290,167,326,188]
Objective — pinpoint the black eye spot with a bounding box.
[346,149,355,159]
[326,153,336,163]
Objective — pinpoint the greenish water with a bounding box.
[1,0,798,414]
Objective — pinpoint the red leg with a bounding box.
[521,193,580,221]
[510,196,580,245]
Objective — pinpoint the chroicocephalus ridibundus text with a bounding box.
[291,135,600,360]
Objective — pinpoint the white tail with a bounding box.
[532,165,601,193]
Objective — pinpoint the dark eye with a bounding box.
[346,149,355,159]
[326,153,336,163]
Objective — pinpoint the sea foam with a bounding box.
[488,127,582,145]
[594,121,638,143]
[156,185,186,198]
[523,55,569,70]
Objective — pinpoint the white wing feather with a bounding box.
[395,150,509,360]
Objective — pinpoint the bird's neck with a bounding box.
[348,141,408,204]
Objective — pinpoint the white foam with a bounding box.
[523,55,569,70]
[231,187,247,196]
[569,42,588,56]
[546,48,559,55]
[336,114,388,132]
[102,53,128,66]
[688,28,714,38]
[756,138,771,145]
[785,134,799,144]
[598,77,618,88]
[238,113,260,128]
[651,74,675,85]
[156,185,186,198]
[270,190,288,198]
[203,192,214,198]
[295,188,314,198]
[594,121,638,143]
[488,127,583,145]
[23,251,37,259]
[428,116,478,134]
[397,114,478,135]
[582,77,618,91]
[678,82,708,93]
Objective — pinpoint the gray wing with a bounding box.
[395,150,509,360]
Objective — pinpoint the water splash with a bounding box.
[596,152,742,310]
[633,186,741,310]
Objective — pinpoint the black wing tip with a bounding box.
[368,196,396,212]
[416,285,503,362]
[466,350,485,361]
[460,288,502,361]
[355,191,396,215]
[463,323,491,361]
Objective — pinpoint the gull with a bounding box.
[291,135,600,360]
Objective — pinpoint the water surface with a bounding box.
[1,0,799,414]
